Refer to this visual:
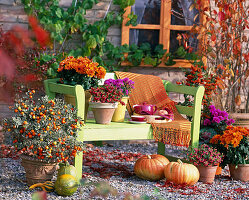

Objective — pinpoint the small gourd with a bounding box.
[164,159,200,185]
[57,161,77,178]
[29,181,54,192]
[134,154,170,181]
[54,174,78,196]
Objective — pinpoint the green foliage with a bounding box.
[21,0,173,74]
[127,43,166,67]
[126,12,138,26]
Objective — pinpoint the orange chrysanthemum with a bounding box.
[210,126,249,148]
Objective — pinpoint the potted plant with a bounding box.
[2,90,84,186]
[186,144,223,184]
[89,84,124,124]
[57,56,106,120]
[210,126,249,182]
[104,78,135,122]
[202,105,235,135]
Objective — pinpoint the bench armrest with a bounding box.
[163,80,205,148]
[44,78,86,121]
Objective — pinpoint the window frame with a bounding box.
[121,0,207,68]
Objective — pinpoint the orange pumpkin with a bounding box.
[134,154,169,181]
[164,159,199,185]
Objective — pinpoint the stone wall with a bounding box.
[0,0,186,121]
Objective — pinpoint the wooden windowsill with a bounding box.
[121,59,194,68]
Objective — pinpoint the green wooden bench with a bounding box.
[44,78,205,180]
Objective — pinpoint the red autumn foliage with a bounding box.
[0,16,51,103]
[192,0,249,112]
[82,148,142,179]
[28,16,50,48]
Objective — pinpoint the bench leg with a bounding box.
[157,142,165,155]
[74,151,83,181]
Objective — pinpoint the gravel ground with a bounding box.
[0,141,249,200]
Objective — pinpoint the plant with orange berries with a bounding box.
[57,56,106,90]
[210,126,249,167]
[2,90,84,163]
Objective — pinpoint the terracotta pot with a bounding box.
[64,90,91,121]
[89,102,118,124]
[111,96,129,122]
[20,154,57,186]
[228,113,249,128]
[229,164,249,182]
[197,165,218,184]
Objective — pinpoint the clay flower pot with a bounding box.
[229,164,249,182]
[197,165,218,184]
[89,102,118,124]
[20,154,57,186]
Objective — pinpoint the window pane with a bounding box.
[131,0,161,25]
[129,29,159,50]
[169,30,198,57]
[171,0,199,25]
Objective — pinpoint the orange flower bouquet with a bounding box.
[2,90,84,163]
[57,56,106,90]
[210,126,249,167]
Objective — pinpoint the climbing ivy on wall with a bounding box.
[21,0,176,74]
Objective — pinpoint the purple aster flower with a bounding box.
[213,111,219,117]
[209,105,216,111]
[230,118,235,124]
[212,117,221,123]
[220,111,229,118]
[204,119,211,126]
[218,116,224,121]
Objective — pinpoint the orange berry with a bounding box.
[29,95,32,99]
[14,109,18,113]
[31,90,35,93]
[23,121,28,125]
[28,135,32,138]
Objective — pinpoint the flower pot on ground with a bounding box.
[229,113,249,129]
[2,90,84,184]
[89,102,118,124]
[57,56,106,121]
[103,78,134,122]
[89,84,125,124]
[20,154,57,186]
[186,144,223,184]
[196,165,218,184]
[210,126,249,170]
[229,164,249,182]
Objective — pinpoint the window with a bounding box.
[121,0,204,68]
